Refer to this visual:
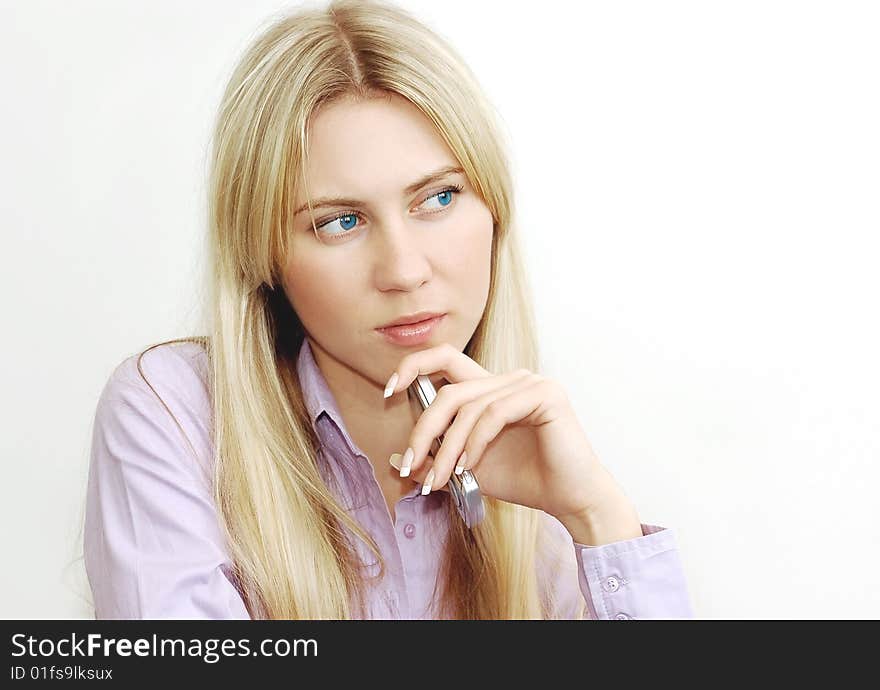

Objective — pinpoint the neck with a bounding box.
[306,337,438,477]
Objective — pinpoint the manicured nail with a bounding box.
[383,372,399,398]
[421,468,435,495]
[400,447,414,478]
[455,451,467,475]
[389,453,402,471]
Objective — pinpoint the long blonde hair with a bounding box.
[131,0,578,619]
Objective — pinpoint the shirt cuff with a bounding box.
[573,523,696,619]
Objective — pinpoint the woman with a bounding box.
[84,0,695,619]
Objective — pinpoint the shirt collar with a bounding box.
[295,336,365,461]
[296,336,425,503]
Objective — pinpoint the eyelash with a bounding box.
[314,184,464,234]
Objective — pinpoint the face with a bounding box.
[282,92,494,394]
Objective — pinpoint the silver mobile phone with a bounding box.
[407,374,485,528]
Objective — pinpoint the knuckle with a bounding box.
[435,385,454,403]
[484,399,503,421]
[459,399,479,417]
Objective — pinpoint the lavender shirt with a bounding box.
[84,339,695,619]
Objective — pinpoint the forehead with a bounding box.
[297,94,458,201]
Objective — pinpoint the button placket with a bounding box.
[600,572,630,619]
[602,575,621,593]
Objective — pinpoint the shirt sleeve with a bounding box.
[83,352,252,619]
[538,512,696,619]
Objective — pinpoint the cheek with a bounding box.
[448,206,493,282]
[437,205,493,317]
[282,255,355,328]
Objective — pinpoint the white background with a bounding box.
[1,0,877,619]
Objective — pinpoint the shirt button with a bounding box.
[615,612,632,620]
[602,576,621,593]
[403,523,416,539]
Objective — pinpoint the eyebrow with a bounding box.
[293,165,465,217]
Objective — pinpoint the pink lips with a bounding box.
[375,314,445,346]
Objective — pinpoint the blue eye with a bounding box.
[316,213,359,234]
[428,189,455,208]
[314,184,464,241]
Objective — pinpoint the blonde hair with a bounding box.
[129,0,579,619]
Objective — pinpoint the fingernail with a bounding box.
[421,468,435,495]
[383,372,399,399]
[400,447,414,478]
[455,451,467,475]
[389,453,402,471]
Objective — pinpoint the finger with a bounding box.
[383,343,491,399]
[427,373,541,493]
[459,376,553,477]
[390,453,450,494]
[407,369,534,478]
[413,456,451,495]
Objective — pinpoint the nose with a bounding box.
[372,216,433,291]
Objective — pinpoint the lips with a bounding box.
[375,313,445,346]
[377,311,446,329]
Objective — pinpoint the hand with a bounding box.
[383,343,622,523]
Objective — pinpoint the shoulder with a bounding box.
[103,340,209,399]
[94,339,214,477]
